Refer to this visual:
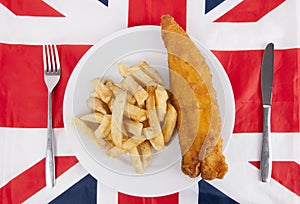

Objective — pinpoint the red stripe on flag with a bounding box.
[118,192,179,204]
[250,161,300,196]
[128,0,186,30]
[212,49,300,133]
[0,156,78,204]
[0,0,64,17]
[214,0,285,22]
[0,43,91,128]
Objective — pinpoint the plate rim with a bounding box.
[63,25,235,197]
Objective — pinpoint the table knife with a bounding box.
[260,43,274,182]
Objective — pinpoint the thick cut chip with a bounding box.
[91,78,113,103]
[129,147,144,174]
[110,83,137,105]
[72,117,106,148]
[130,69,157,87]
[124,102,147,122]
[94,115,111,139]
[108,136,145,158]
[139,141,152,168]
[155,86,169,121]
[139,61,163,85]
[146,86,164,150]
[121,75,148,105]
[124,119,143,137]
[79,112,104,123]
[86,97,109,114]
[162,103,177,143]
[111,89,127,147]
[118,61,163,85]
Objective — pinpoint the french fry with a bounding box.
[108,136,145,158]
[104,79,114,89]
[129,147,144,174]
[72,117,106,148]
[118,62,129,77]
[107,146,125,158]
[121,136,145,151]
[79,112,104,123]
[139,141,152,168]
[124,102,147,122]
[142,127,154,140]
[107,98,113,112]
[91,78,113,103]
[94,115,111,139]
[118,61,163,85]
[139,61,163,85]
[111,89,127,147]
[86,97,109,114]
[130,69,157,87]
[75,61,178,174]
[89,91,100,98]
[146,86,164,150]
[155,86,169,121]
[162,103,177,143]
[121,75,148,105]
[110,83,137,105]
[124,119,143,137]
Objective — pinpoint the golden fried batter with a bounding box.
[160,15,228,180]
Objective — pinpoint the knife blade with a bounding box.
[260,43,274,182]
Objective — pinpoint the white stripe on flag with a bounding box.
[97,181,118,204]
[179,183,199,204]
[23,163,88,204]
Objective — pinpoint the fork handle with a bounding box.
[46,91,55,188]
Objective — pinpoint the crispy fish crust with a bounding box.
[160,15,228,180]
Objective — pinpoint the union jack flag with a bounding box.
[0,0,299,203]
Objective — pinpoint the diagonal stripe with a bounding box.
[128,0,186,30]
[0,0,64,17]
[214,0,285,22]
[0,43,91,128]
[198,180,239,204]
[250,161,300,197]
[118,192,179,204]
[49,174,97,204]
[212,49,300,133]
[0,156,78,204]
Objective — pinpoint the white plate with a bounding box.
[63,26,235,197]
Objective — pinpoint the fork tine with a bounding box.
[46,44,52,72]
[42,45,47,71]
[53,44,61,73]
[49,43,56,73]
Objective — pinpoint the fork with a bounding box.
[43,43,61,188]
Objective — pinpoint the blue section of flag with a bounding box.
[205,0,225,14]
[49,174,97,204]
[98,0,108,7]
[198,180,239,204]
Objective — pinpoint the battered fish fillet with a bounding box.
[160,15,228,180]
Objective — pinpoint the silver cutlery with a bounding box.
[260,43,274,182]
[43,43,61,188]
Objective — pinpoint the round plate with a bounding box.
[63,26,235,197]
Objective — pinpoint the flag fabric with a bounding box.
[0,0,299,203]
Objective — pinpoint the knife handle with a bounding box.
[261,105,272,182]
